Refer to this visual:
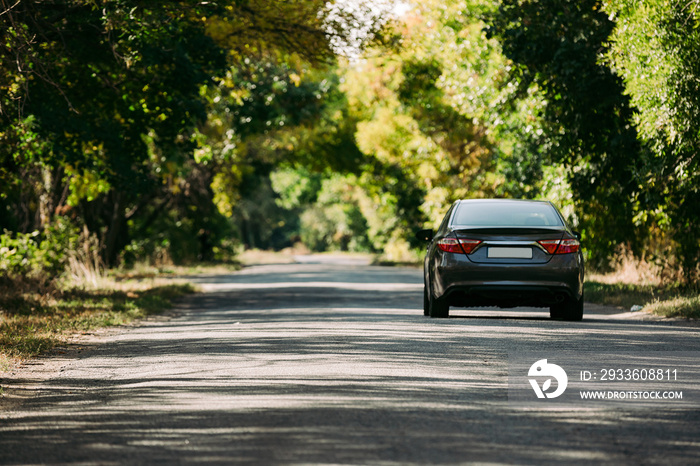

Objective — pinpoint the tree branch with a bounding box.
[0,0,20,18]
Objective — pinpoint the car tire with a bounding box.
[549,306,564,319]
[550,295,583,321]
[429,290,449,318]
[423,284,430,316]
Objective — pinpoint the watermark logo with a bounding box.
[528,359,568,399]
[510,352,696,407]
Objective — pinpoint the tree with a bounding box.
[604,0,700,278]
[343,1,499,228]
[0,1,381,266]
[485,0,644,267]
[199,60,367,250]
[1,1,229,264]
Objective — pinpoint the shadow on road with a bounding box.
[2,261,699,464]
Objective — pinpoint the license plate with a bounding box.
[488,247,533,259]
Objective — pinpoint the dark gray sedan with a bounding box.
[417,199,584,320]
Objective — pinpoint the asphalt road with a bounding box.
[1,257,700,465]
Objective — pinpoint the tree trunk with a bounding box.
[103,190,128,267]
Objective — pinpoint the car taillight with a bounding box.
[538,238,580,254]
[458,239,482,254]
[437,238,482,254]
[557,239,580,254]
[538,240,560,254]
[437,238,464,254]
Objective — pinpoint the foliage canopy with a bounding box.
[1,0,698,281]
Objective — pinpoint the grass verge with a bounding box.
[0,279,194,371]
[644,295,700,319]
[584,281,700,319]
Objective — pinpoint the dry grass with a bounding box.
[644,295,700,320]
[113,262,240,281]
[65,233,105,288]
[0,274,195,372]
[236,249,297,266]
[235,248,375,266]
[585,249,699,319]
[587,247,665,286]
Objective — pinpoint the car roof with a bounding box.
[456,199,552,205]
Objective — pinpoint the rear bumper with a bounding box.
[442,284,577,308]
[431,252,584,308]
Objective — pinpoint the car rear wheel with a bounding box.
[423,284,430,316]
[550,294,583,321]
[429,287,449,318]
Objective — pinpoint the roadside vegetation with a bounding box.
[1,0,699,358]
[0,271,194,372]
[585,251,700,319]
[585,281,700,320]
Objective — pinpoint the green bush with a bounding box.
[298,177,373,253]
[0,230,42,277]
[0,217,80,280]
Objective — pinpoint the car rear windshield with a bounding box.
[452,201,564,227]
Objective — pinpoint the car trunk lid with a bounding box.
[453,227,565,264]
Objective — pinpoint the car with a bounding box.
[416,199,584,320]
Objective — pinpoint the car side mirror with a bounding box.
[415,229,434,242]
[573,230,581,241]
